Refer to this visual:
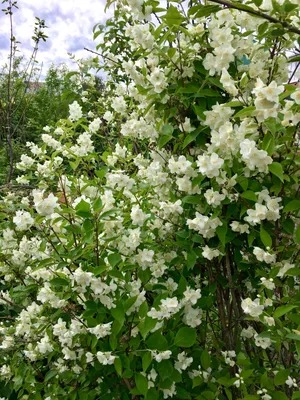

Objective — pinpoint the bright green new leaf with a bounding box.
[163,5,185,27]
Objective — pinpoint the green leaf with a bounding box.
[93,265,107,276]
[286,333,300,341]
[188,4,220,18]
[158,135,173,149]
[274,305,297,318]
[111,304,125,326]
[262,132,275,156]
[234,106,255,119]
[272,392,288,400]
[163,5,185,26]
[260,225,272,248]
[93,197,103,212]
[135,373,148,396]
[161,124,174,136]
[216,223,227,246]
[107,253,122,267]
[183,130,200,148]
[174,327,197,347]
[200,349,211,370]
[292,392,300,400]
[269,162,284,183]
[182,195,201,204]
[146,388,159,400]
[124,296,138,312]
[274,369,290,386]
[50,277,69,287]
[157,360,173,380]
[283,200,300,213]
[75,199,91,213]
[114,357,122,376]
[258,21,268,35]
[237,176,248,191]
[187,249,197,270]
[241,190,257,202]
[142,351,152,372]
[44,370,57,381]
[139,316,157,339]
[147,331,168,351]
[253,0,263,6]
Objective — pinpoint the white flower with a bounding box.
[34,192,59,217]
[291,89,300,104]
[13,210,34,231]
[260,278,275,290]
[253,247,276,264]
[196,153,224,178]
[241,326,256,338]
[69,101,83,122]
[277,262,294,277]
[89,118,101,133]
[285,376,297,388]
[96,351,116,365]
[174,351,193,372]
[183,287,201,305]
[241,298,264,317]
[233,373,244,388]
[202,245,222,260]
[130,205,149,226]
[254,334,272,349]
[240,139,272,173]
[88,322,112,339]
[264,316,275,326]
[152,350,172,362]
[204,189,225,207]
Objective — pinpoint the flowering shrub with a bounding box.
[1,0,300,399]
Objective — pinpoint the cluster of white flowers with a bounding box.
[241,297,264,317]
[151,350,172,362]
[187,212,222,238]
[252,79,284,121]
[16,154,35,171]
[196,152,224,178]
[13,210,34,231]
[240,139,272,174]
[204,189,226,207]
[174,352,193,372]
[254,334,272,349]
[203,13,236,75]
[202,245,222,260]
[121,116,158,140]
[260,277,275,290]
[253,247,276,264]
[70,132,94,157]
[230,221,249,234]
[69,100,83,122]
[148,297,181,320]
[96,351,117,365]
[32,190,59,217]
[221,350,236,367]
[245,190,282,225]
[87,322,112,339]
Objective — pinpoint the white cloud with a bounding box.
[0,0,113,77]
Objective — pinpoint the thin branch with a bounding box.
[84,47,121,66]
[207,0,300,35]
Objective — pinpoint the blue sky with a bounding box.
[0,0,113,77]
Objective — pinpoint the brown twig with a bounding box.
[207,0,300,35]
